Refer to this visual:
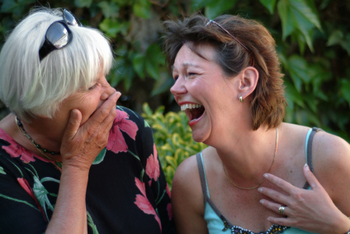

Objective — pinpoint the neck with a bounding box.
[15,115,63,161]
[216,125,279,183]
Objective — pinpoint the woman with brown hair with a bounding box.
[164,14,350,233]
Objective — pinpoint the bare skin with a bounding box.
[171,44,350,233]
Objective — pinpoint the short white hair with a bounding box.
[0,7,113,121]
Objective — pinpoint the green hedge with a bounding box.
[142,103,207,188]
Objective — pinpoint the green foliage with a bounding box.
[0,0,349,173]
[142,103,207,187]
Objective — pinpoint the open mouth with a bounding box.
[180,103,205,122]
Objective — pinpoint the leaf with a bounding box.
[191,0,213,11]
[340,79,350,106]
[145,44,165,80]
[98,1,120,18]
[1,0,17,13]
[327,30,343,46]
[277,0,322,51]
[260,0,277,14]
[205,0,237,19]
[132,53,146,79]
[99,18,123,37]
[288,55,310,91]
[284,80,305,108]
[133,0,151,19]
[74,0,93,8]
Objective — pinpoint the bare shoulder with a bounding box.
[172,151,209,233]
[312,130,350,206]
[312,130,350,167]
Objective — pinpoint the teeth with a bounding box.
[180,104,202,111]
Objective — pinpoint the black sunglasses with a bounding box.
[39,9,82,61]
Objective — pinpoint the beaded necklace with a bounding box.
[15,116,60,161]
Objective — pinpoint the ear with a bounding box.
[237,66,259,101]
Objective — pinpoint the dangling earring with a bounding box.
[239,96,244,103]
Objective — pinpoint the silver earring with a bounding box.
[239,96,244,103]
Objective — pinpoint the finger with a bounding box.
[88,91,121,125]
[260,199,288,216]
[262,173,297,194]
[266,216,293,227]
[303,164,322,190]
[62,109,82,141]
[258,187,289,205]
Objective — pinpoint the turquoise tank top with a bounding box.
[196,128,320,234]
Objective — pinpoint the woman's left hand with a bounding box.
[258,164,350,234]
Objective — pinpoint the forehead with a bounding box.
[172,44,217,71]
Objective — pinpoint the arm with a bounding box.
[258,133,350,233]
[46,91,120,233]
[171,155,209,234]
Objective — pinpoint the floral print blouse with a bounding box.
[0,106,175,234]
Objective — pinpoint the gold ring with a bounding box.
[279,205,286,215]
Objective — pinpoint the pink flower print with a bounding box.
[167,203,173,220]
[134,178,162,232]
[0,128,49,163]
[107,110,138,154]
[17,178,47,221]
[145,144,160,184]
[166,183,171,198]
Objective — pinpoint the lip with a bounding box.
[178,101,205,127]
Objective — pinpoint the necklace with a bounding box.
[15,116,60,161]
[222,127,278,190]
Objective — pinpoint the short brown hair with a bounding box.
[164,14,287,130]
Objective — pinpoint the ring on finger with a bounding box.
[278,205,286,215]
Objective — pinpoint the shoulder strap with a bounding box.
[196,152,209,206]
[303,127,321,189]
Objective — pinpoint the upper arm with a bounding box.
[312,132,350,215]
[172,155,209,234]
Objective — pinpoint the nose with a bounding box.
[170,77,187,101]
[101,77,116,100]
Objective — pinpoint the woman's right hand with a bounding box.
[258,164,350,234]
[60,91,121,171]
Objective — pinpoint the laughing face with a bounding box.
[170,43,241,145]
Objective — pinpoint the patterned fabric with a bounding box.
[0,106,175,234]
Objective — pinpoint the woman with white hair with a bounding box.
[0,8,174,233]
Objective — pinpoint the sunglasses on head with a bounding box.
[39,9,82,61]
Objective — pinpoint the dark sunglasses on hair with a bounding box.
[39,9,82,61]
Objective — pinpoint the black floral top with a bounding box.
[0,106,175,234]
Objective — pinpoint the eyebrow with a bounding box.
[171,62,201,72]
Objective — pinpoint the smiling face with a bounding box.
[170,43,241,144]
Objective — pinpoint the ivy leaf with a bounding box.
[287,55,310,92]
[260,0,277,14]
[133,0,151,19]
[284,80,305,108]
[205,0,237,19]
[277,0,322,52]
[132,53,146,79]
[191,0,213,11]
[340,79,350,107]
[98,1,119,18]
[145,44,165,80]
[1,0,17,12]
[99,18,125,37]
[74,0,93,8]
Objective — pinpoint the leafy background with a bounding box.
[0,0,349,185]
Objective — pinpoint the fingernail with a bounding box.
[263,173,268,178]
[257,188,263,192]
[304,163,309,170]
[259,199,264,204]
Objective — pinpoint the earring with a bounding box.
[239,96,244,103]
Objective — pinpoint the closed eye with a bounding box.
[88,83,98,90]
